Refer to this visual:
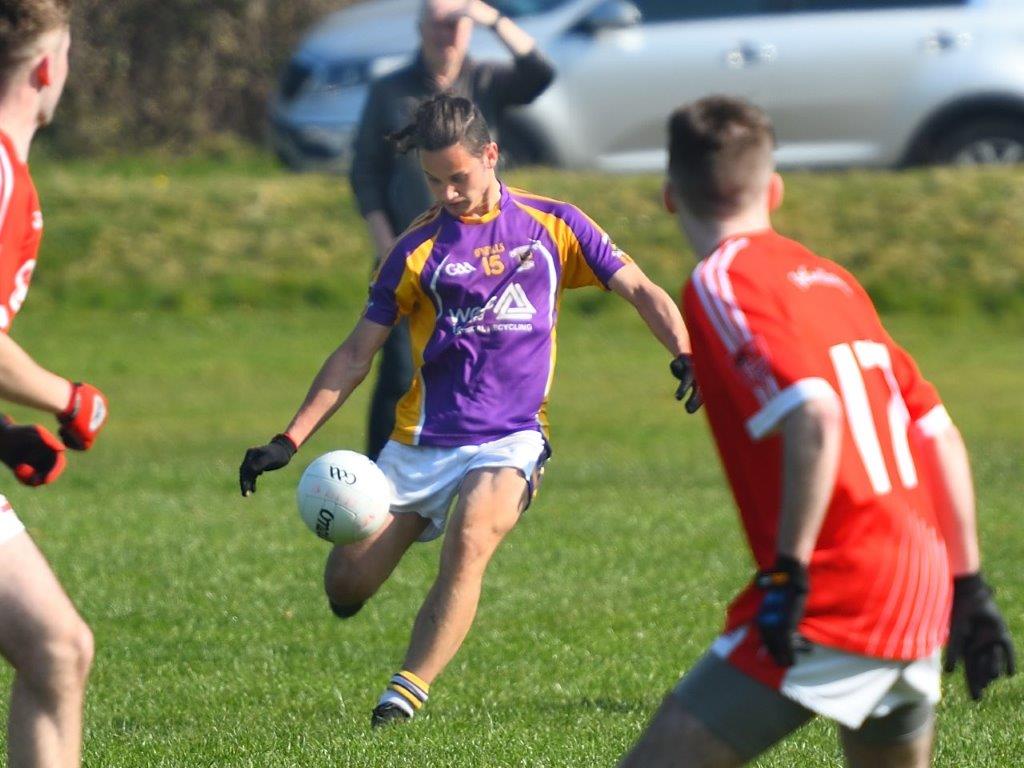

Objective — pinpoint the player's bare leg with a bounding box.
[840,719,934,768]
[617,694,744,768]
[0,532,94,768]
[400,466,527,682]
[324,510,429,614]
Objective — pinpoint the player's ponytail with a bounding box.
[387,94,492,156]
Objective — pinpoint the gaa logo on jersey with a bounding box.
[444,261,476,277]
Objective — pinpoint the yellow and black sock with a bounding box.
[377,670,430,718]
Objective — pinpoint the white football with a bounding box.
[296,451,391,544]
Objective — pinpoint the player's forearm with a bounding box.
[284,345,373,447]
[775,397,843,563]
[0,333,73,414]
[627,281,690,357]
[914,423,981,575]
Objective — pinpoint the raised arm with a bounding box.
[453,0,540,58]
[449,0,555,105]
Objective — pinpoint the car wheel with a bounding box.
[935,118,1024,166]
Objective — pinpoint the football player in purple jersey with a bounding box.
[240,93,696,728]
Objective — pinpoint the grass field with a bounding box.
[0,159,1022,766]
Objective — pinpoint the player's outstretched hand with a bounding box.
[944,573,1016,701]
[0,416,66,486]
[755,555,810,667]
[670,354,702,413]
[239,434,297,497]
[58,381,108,451]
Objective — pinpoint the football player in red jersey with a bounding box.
[0,2,108,766]
[618,97,1014,767]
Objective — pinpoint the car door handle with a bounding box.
[725,41,777,69]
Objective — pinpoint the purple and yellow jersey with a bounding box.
[364,184,631,447]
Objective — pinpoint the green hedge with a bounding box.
[26,157,1024,318]
[47,1,355,154]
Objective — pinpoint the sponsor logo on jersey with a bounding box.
[444,261,477,277]
[445,282,537,335]
[788,266,852,295]
[493,283,536,320]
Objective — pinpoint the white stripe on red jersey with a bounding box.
[0,141,14,239]
[0,131,42,333]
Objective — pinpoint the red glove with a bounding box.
[58,381,108,451]
[0,416,66,486]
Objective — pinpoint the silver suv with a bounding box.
[270,0,1024,172]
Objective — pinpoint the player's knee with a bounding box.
[442,527,498,577]
[55,619,93,685]
[324,564,375,609]
[23,618,94,695]
[447,529,486,565]
[328,600,365,620]
[75,621,95,678]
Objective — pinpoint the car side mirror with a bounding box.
[575,0,641,34]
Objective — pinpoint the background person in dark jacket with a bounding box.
[349,0,554,460]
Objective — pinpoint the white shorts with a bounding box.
[0,494,26,546]
[376,430,549,543]
[711,627,941,730]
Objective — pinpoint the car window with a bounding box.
[491,0,576,17]
[785,0,966,9]
[634,0,775,23]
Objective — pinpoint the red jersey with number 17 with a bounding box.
[682,230,953,671]
[0,131,42,334]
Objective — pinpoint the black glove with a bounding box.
[944,573,1015,701]
[670,354,702,413]
[239,434,297,497]
[755,555,810,667]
